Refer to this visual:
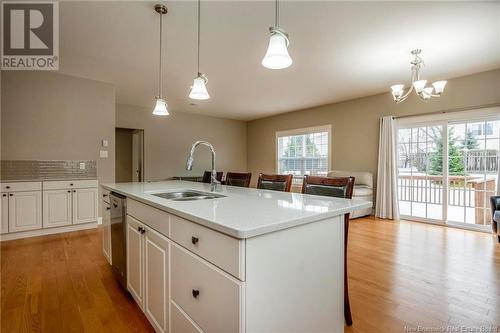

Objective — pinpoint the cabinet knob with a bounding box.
[9,194,13,197]
[141,228,146,234]
[72,190,76,193]
[67,190,71,193]
[106,207,111,210]
[5,186,10,189]
[2,194,6,197]
[137,226,142,232]
[191,236,199,245]
[192,289,200,299]
[103,194,108,197]
[70,183,74,186]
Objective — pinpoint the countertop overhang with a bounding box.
[102,181,372,239]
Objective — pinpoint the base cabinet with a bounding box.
[8,191,42,233]
[43,189,72,228]
[102,201,112,264]
[127,215,169,333]
[1,194,8,234]
[73,188,98,225]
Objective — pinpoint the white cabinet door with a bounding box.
[144,227,169,333]
[127,215,145,310]
[102,201,112,264]
[1,194,8,234]
[43,189,72,228]
[72,188,98,224]
[8,191,42,232]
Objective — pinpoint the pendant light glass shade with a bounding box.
[189,75,210,100]
[262,30,292,69]
[152,97,169,116]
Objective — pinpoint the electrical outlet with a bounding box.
[102,139,108,148]
[79,162,85,170]
[100,150,108,158]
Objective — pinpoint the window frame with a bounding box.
[274,125,332,178]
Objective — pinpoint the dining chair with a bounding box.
[224,172,252,187]
[302,175,355,326]
[201,171,223,184]
[257,173,293,192]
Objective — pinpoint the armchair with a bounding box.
[489,196,500,243]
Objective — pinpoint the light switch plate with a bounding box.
[79,162,85,170]
[102,139,108,148]
[100,150,108,158]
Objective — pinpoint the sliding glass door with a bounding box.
[397,118,500,231]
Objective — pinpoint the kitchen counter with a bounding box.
[102,180,371,239]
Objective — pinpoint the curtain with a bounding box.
[497,155,500,195]
[375,116,400,219]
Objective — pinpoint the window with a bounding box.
[470,123,493,136]
[276,125,331,178]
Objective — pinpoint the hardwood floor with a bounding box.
[1,217,499,332]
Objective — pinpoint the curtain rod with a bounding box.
[392,103,500,120]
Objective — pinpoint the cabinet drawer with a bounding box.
[171,244,242,333]
[1,182,41,192]
[170,214,245,279]
[43,179,98,190]
[102,188,111,204]
[171,300,204,333]
[127,199,170,237]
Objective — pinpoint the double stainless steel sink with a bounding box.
[151,190,226,201]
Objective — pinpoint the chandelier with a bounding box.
[391,49,447,103]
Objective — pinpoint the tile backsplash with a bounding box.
[1,160,97,181]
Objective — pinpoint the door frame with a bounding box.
[396,107,500,233]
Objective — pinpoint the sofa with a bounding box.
[489,196,500,243]
[327,170,373,218]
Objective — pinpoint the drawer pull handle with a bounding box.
[191,236,199,245]
[2,194,6,197]
[106,207,111,210]
[192,289,200,298]
[5,186,10,189]
[141,228,146,234]
[103,194,108,197]
[137,226,142,232]
[70,183,74,186]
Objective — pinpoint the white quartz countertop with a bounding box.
[102,181,372,239]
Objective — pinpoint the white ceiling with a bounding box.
[59,1,500,121]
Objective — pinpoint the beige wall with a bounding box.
[116,104,247,181]
[1,71,116,185]
[247,69,500,188]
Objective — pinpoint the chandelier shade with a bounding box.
[261,0,292,70]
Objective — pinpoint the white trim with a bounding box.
[274,125,332,175]
[0,221,98,241]
[401,215,491,234]
[396,106,500,127]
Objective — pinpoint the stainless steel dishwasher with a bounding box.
[110,192,127,289]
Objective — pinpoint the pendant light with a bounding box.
[189,0,210,100]
[152,4,169,116]
[261,0,292,70]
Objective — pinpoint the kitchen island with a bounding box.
[101,180,371,333]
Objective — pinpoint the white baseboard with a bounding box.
[0,222,98,241]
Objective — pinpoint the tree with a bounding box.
[428,129,465,175]
[283,135,319,157]
[462,131,479,150]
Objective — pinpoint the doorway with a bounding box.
[397,117,500,232]
[115,128,144,182]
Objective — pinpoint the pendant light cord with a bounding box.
[197,0,201,76]
[159,10,163,98]
[275,0,279,27]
